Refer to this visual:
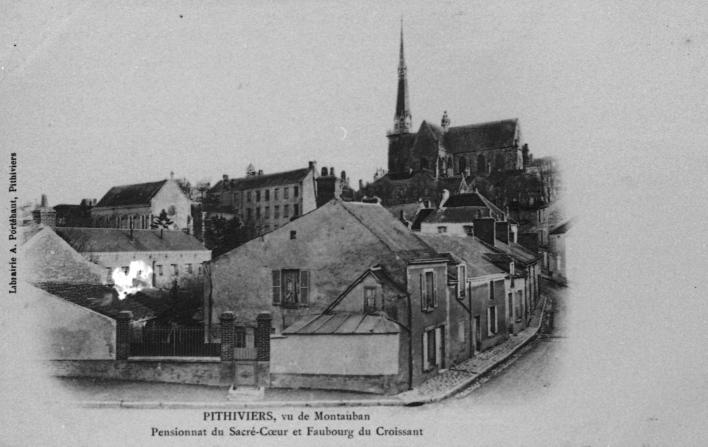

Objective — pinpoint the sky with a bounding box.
[2,1,704,208]
[3,1,708,445]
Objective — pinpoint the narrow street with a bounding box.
[440,279,568,406]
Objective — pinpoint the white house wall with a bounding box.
[271,334,399,375]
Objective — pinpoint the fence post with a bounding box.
[220,311,235,361]
[116,310,133,360]
[255,312,272,361]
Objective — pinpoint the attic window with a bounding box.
[290,231,296,240]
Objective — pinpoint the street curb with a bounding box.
[73,296,550,410]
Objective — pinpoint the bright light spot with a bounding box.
[112,260,153,300]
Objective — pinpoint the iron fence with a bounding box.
[130,326,220,357]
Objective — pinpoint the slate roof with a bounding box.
[56,228,208,253]
[417,234,506,278]
[339,201,436,264]
[493,240,539,265]
[210,168,310,193]
[443,191,506,216]
[411,208,435,231]
[443,119,519,154]
[33,282,158,321]
[283,312,401,335]
[95,180,167,208]
[422,206,490,224]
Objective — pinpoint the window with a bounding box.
[274,188,279,200]
[293,204,299,217]
[274,205,280,219]
[457,264,466,299]
[364,287,378,313]
[489,280,494,300]
[235,327,246,348]
[247,208,252,220]
[256,207,261,219]
[421,270,437,311]
[516,291,523,322]
[283,204,290,218]
[488,306,498,335]
[294,186,299,197]
[198,264,203,276]
[186,263,193,274]
[171,264,178,276]
[422,326,444,372]
[256,190,261,202]
[284,187,289,199]
[157,264,163,276]
[437,226,447,234]
[463,225,473,236]
[265,189,270,201]
[247,191,252,202]
[272,269,310,306]
[264,206,270,219]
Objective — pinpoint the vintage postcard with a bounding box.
[2,1,707,446]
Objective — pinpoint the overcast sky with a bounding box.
[2,1,704,208]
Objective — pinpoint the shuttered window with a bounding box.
[299,270,309,304]
[272,270,281,304]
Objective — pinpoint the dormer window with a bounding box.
[364,287,378,313]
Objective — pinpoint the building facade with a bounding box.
[91,178,193,233]
[55,227,211,289]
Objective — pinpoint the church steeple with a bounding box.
[392,18,412,134]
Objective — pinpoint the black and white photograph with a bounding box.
[2,1,707,446]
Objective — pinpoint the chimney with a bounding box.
[358,179,364,190]
[257,169,263,176]
[473,218,496,246]
[33,194,56,229]
[308,161,317,176]
[439,189,450,209]
[222,174,229,182]
[495,221,510,244]
[321,167,328,177]
[329,167,334,176]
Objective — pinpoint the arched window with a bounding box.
[495,154,505,171]
[477,154,486,173]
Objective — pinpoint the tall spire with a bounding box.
[393,17,412,134]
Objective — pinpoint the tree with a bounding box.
[151,209,174,239]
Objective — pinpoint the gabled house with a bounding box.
[91,177,193,233]
[207,200,457,393]
[55,227,210,289]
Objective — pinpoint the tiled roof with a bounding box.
[443,119,519,154]
[417,234,505,278]
[95,180,167,207]
[33,282,158,321]
[444,191,506,216]
[56,227,209,253]
[339,201,436,262]
[283,312,401,335]
[210,168,310,193]
[423,206,490,224]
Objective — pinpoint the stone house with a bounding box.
[91,177,193,233]
[205,162,350,236]
[55,227,211,289]
[207,200,460,393]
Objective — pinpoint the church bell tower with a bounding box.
[392,19,412,135]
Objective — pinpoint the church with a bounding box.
[362,24,531,207]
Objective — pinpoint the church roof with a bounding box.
[443,119,519,154]
[210,168,310,193]
[95,180,168,208]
